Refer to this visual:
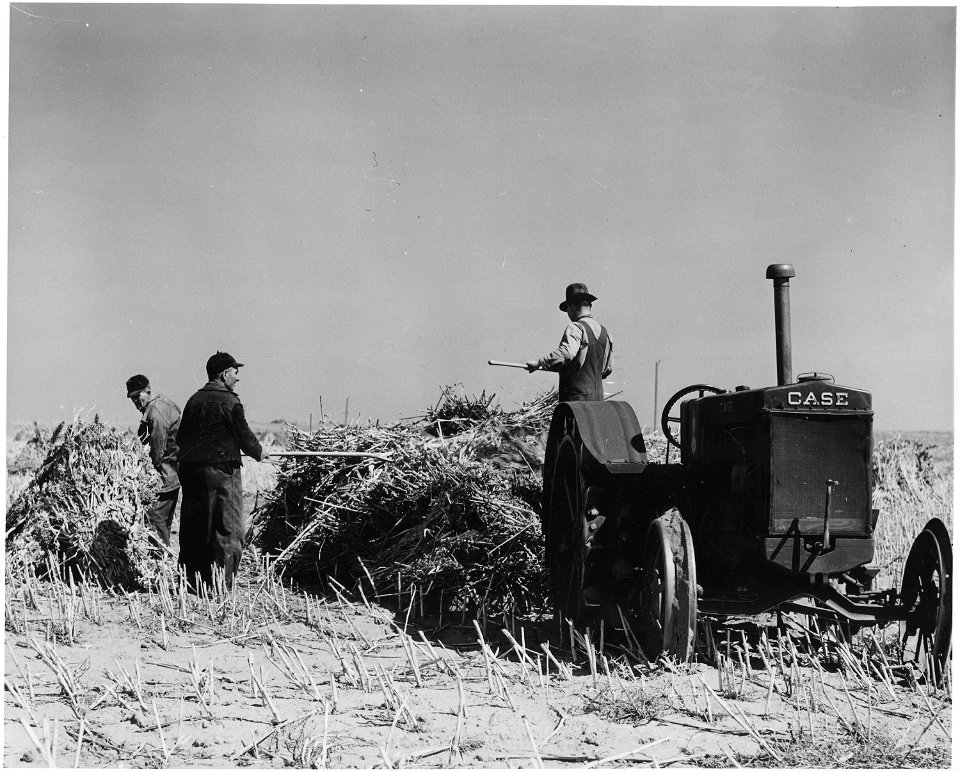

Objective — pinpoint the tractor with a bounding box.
[542,264,952,685]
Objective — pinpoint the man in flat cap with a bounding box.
[526,283,614,402]
[126,374,181,546]
[176,352,269,589]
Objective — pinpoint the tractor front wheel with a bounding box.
[640,508,698,662]
[899,517,952,687]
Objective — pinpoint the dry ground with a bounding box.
[4,431,953,768]
[3,558,952,769]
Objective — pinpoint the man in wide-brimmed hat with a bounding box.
[125,374,181,546]
[526,283,614,402]
[176,352,269,589]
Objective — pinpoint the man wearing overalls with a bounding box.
[526,282,614,401]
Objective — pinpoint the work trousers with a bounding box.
[148,488,180,546]
[177,462,245,589]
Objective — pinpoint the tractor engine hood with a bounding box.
[764,378,872,413]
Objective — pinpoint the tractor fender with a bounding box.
[545,400,648,478]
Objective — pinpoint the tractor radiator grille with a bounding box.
[767,412,872,536]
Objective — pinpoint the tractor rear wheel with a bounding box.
[640,508,698,662]
[899,518,952,687]
[546,426,602,631]
[542,400,648,644]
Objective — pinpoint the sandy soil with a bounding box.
[4,451,952,769]
[3,555,952,769]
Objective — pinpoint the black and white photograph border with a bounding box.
[4,4,954,768]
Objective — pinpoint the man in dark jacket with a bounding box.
[176,351,269,589]
[126,374,181,546]
[525,282,614,401]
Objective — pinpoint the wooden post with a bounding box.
[653,360,661,429]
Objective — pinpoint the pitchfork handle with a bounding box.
[246,451,394,462]
[488,360,538,369]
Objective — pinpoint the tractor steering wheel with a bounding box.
[661,384,726,449]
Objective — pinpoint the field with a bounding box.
[3,418,953,768]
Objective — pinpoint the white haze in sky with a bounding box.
[6,5,955,431]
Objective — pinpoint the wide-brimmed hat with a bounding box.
[125,374,149,397]
[559,282,598,311]
[206,351,244,380]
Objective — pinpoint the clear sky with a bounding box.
[6,5,955,432]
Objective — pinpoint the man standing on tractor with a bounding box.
[526,282,614,401]
[126,374,182,547]
[176,352,269,589]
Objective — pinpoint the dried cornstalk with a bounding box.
[251,389,555,621]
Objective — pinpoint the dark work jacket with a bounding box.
[176,381,264,465]
[559,321,610,402]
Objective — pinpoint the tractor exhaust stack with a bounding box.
[766,263,796,386]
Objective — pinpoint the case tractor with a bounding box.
[542,264,952,685]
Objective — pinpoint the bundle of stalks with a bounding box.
[7,422,51,473]
[642,431,671,464]
[5,416,163,589]
[419,385,556,469]
[871,436,953,587]
[6,423,54,505]
[252,389,556,618]
[423,385,499,437]
[873,436,949,501]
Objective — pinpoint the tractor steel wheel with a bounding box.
[640,508,698,662]
[899,518,952,687]
[640,517,675,658]
[546,432,600,630]
[550,438,586,625]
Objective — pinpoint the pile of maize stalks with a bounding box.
[6,416,163,589]
[252,388,557,620]
[871,436,953,586]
